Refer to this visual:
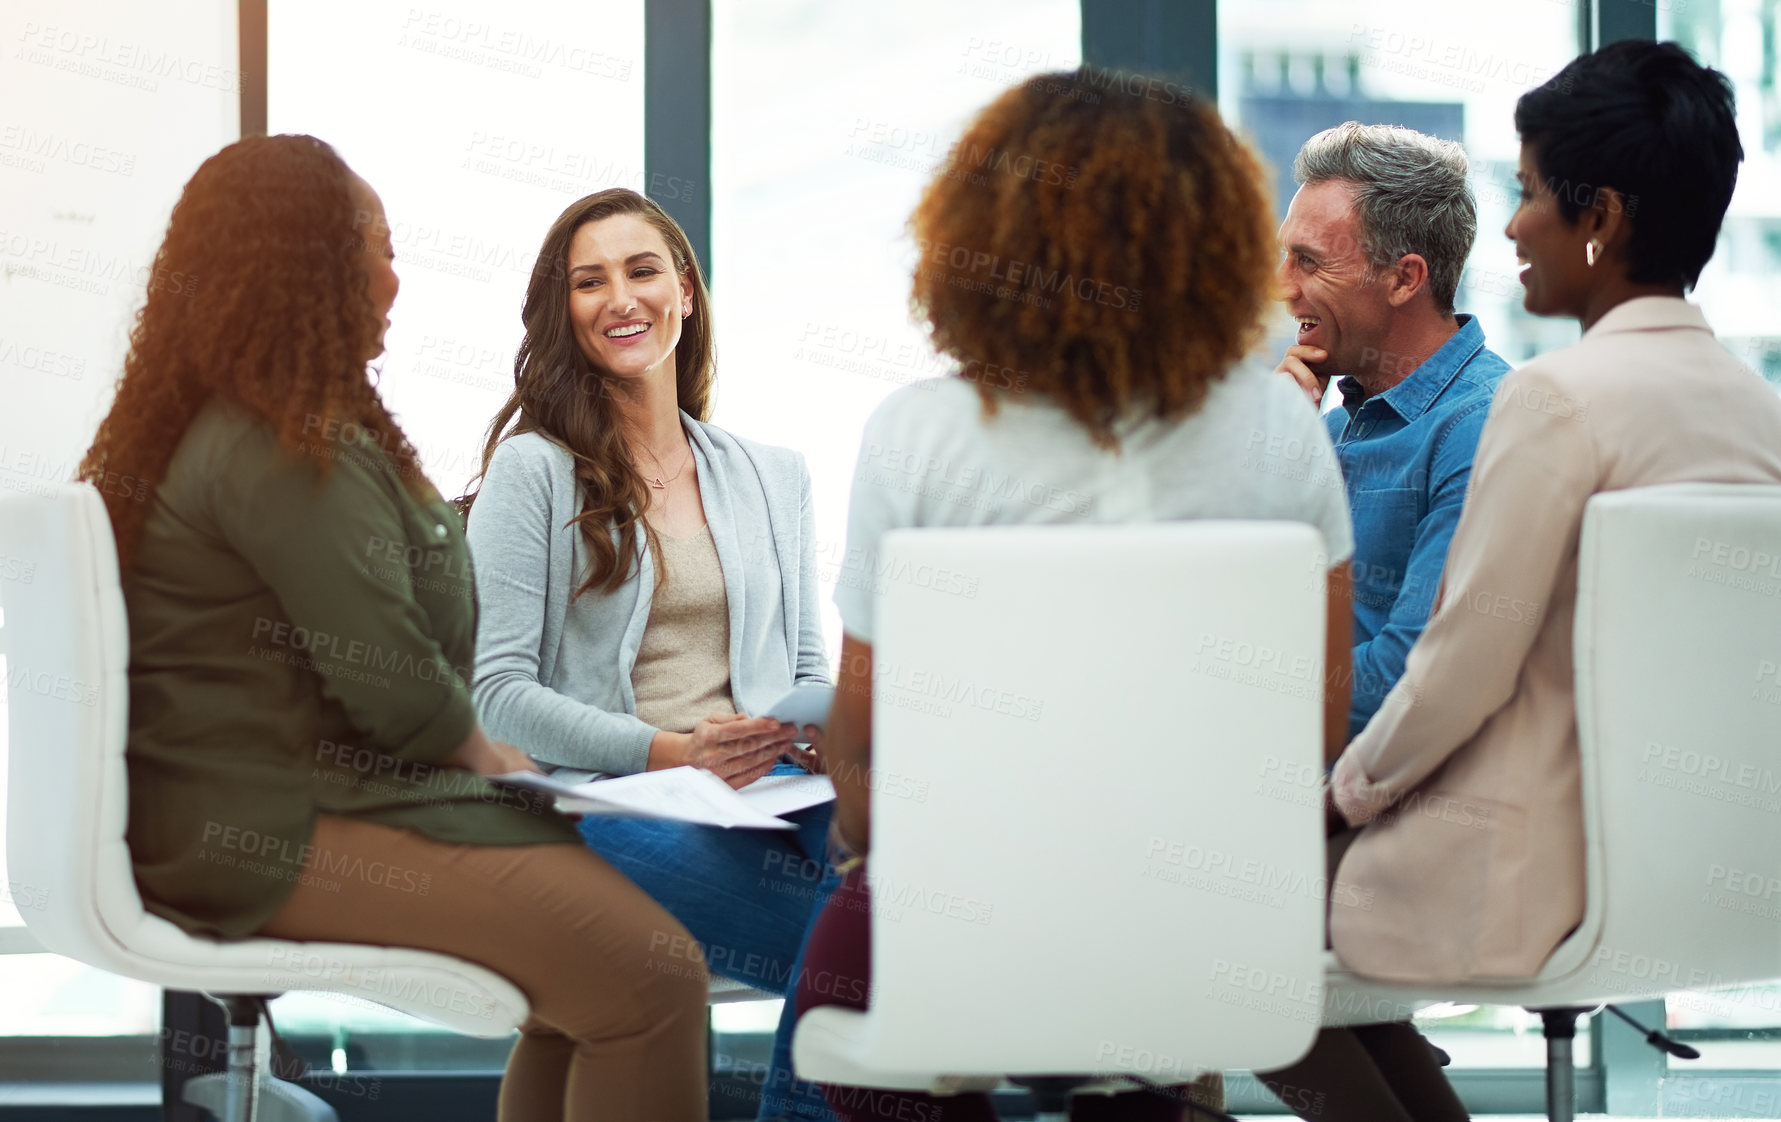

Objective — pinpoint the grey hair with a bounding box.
[1293,122,1475,316]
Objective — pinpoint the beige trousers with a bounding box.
[258,814,709,1121]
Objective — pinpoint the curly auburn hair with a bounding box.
[80,134,424,566]
[459,188,715,598]
[910,68,1276,444]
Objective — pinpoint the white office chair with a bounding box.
[1319,483,1781,1121]
[0,484,533,1122]
[793,522,1331,1118]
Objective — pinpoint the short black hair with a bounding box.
[1514,40,1742,290]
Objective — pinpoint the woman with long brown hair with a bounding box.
[82,135,708,1121]
[461,188,838,1121]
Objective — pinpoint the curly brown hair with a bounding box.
[79,134,424,566]
[910,68,1276,445]
[459,188,715,598]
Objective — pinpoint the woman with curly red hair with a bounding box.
[794,68,1357,1121]
[81,135,708,1120]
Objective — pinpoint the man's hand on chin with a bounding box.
[1276,344,1332,408]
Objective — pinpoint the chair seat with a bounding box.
[91,911,529,1037]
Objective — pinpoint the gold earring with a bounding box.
[1585,240,1602,268]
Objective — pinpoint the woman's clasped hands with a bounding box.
[654,713,823,789]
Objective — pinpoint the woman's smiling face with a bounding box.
[1506,142,1594,320]
[565,212,693,381]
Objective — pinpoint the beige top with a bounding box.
[631,525,738,733]
[1330,297,1781,984]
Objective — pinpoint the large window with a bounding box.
[710,0,1082,663]
[0,0,238,1059]
[1657,0,1781,1091]
[259,0,646,1072]
[1664,0,1781,391]
[1218,0,1584,376]
[268,0,648,502]
[706,0,1080,1055]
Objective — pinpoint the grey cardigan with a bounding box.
[465,416,829,775]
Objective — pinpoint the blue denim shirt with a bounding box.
[1327,314,1510,741]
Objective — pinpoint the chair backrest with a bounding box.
[1559,483,1781,999]
[1,484,142,970]
[863,522,1328,1078]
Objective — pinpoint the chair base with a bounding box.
[1538,1006,1588,1122]
[180,995,338,1122]
[183,1073,338,1122]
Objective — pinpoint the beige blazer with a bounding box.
[1329,297,1781,984]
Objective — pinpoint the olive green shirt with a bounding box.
[124,401,578,938]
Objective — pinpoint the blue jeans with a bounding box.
[579,765,841,1122]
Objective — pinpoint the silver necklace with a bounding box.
[641,442,691,491]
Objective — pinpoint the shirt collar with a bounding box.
[1583,296,1712,338]
[1336,314,1488,421]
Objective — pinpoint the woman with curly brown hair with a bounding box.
[793,68,1357,1121]
[82,135,708,1121]
[460,188,839,1121]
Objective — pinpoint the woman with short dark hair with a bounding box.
[1263,39,1781,1122]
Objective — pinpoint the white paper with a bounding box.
[489,767,800,829]
[739,773,837,818]
[761,683,836,730]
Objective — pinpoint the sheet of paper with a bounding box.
[739,773,836,818]
[489,768,797,829]
[761,683,835,730]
